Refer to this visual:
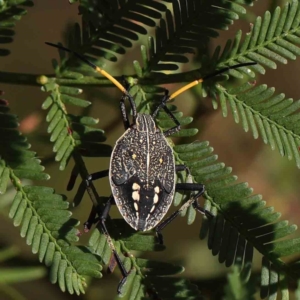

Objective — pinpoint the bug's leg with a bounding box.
[97,196,130,293]
[83,206,98,232]
[151,90,169,119]
[155,183,205,244]
[155,165,212,244]
[120,80,138,128]
[120,93,130,130]
[78,169,109,232]
[161,104,181,137]
[152,91,181,137]
[85,169,109,187]
[83,197,118,232]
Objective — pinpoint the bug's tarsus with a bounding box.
[175,164,191,174]
[117,272,129,294]
[192,199,213,218]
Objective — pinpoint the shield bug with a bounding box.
[46,42,256,292]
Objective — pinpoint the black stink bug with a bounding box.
[46,42,256,293]
[109,112,176,232]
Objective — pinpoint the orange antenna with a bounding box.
[169,62,256,100]
[45,42,127,94]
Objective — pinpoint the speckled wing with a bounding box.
[150,133,175,193]
[109,129,141,229]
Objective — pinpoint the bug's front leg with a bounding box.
[155,165,213,244]
[120,91,138,129]
[152,90,181,137]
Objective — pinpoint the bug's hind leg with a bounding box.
[83,196,115,232]
[155,165,212,245]
[94,196,130,294]
[82,176,132,293]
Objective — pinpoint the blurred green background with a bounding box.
[1,0,300,299]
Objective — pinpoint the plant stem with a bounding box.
[0,72,46,86]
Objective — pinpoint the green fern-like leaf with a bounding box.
[88,216,203,298]
[140,0,254,75]
[0,98,102,295]
[141,85,300,299]
[39,1,300,299]
[214,82,300,168]
[0,102,50,194]
[172,137,300,299]
[224,267,256,300]
[65,0,169,63]
[0,0,33,56]
[208,0,300,77]
[41,71,111,170]
[63,0,255,74]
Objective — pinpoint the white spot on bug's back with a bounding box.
[154,186,159,193]
[153,194,159,204]
[134,202,139,211]
[132,191,140,201]
[132,183,140,190]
